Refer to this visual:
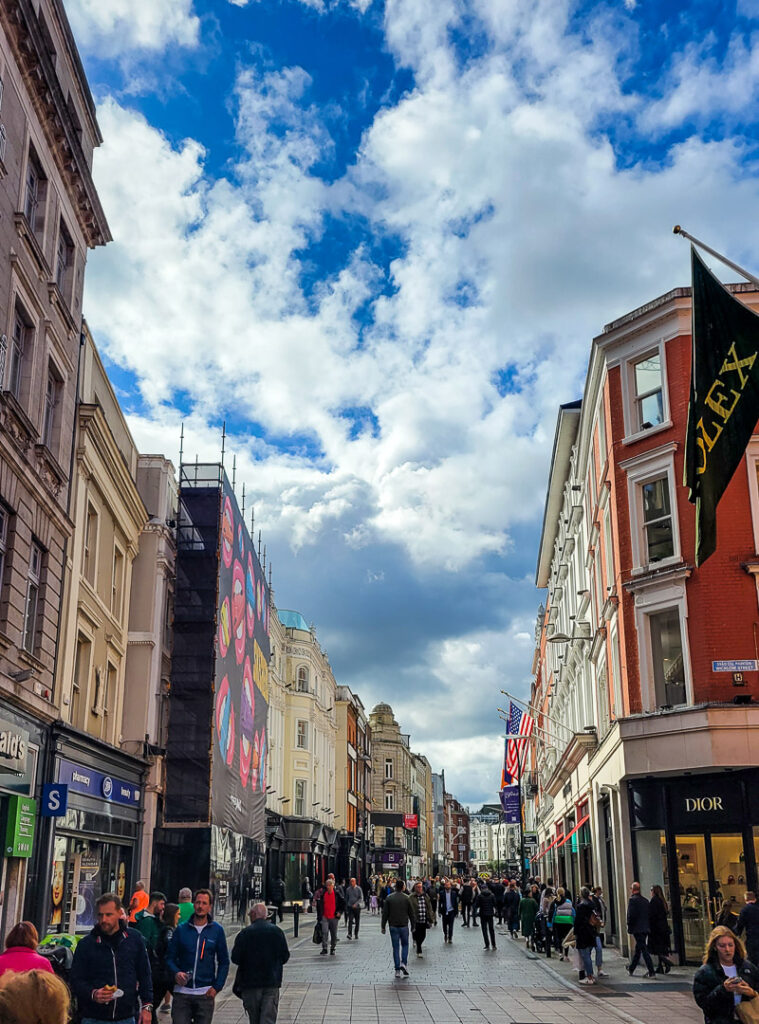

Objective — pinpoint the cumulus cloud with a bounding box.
[66,0,199,54]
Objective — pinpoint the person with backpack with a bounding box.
[551,888,575,960]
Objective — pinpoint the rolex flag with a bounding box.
[685,247,759,565]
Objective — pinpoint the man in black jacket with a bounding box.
[460,879,473,926]
[475,885,497,951]
[736,891,759,964]
[438,880,459,944]
[268,878,286,923]
[231,904,290,1024]
[626,882,655,977]
[70,892,153,1024]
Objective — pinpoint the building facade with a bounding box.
[335,686,372,882]
[529,281,759,962]
[0,0,108,941]
[444,792,470,874]
[369,703,415,878]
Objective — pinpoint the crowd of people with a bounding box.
[2,874,759,1024]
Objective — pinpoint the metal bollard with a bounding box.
[293,902,300,938]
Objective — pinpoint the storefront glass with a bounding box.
[676,834,710,963]
[47,835,132,933]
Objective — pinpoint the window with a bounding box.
[0,505,7,600]
[83,503,97,584]
[294,778,306,816]
[23,541,42,652]
[296,719,308,749]
[72,633,90,728]
[649,608,686,707]
[42,365,60,449]
[296,665,309,692]
[111,546,124,617]
[102,663,117,739]
[384,790,395,811]
[7,311,28,398]
[632,351,664,431]
[642,477,674,562]
[385,758,393,780]
[55,221,73,295]
[24,150,46,230]
[0,124,6,165]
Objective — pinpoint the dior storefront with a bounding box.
[629,768,759,964]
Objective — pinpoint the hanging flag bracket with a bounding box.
[674,225,759,291]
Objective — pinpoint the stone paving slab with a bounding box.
[207,912,703,1024]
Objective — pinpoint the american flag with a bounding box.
[503,701,534,784]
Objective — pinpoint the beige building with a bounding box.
[265,608,338,897]
[121,456,177,882]
[369,703,416,877]
[0,0,109,938]
[411,752,432,876]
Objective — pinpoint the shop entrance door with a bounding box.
[675,833,745,963]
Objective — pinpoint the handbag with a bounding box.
[312,921,322,944]
[590,912,602,929]
[737,999,759,1024]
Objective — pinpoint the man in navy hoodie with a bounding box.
[70,892,153,1024]
[166,890,229,1024]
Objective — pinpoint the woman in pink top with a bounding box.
[0,922,54,979]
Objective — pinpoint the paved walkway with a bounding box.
[208,912,703,1024]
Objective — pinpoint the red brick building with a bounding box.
[528,281,759,963]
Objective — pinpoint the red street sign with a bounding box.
[403,814,418,829]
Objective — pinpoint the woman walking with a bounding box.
[552,888,575,960]
[693,926,759,1023]
[410,881,436,957]
[649,885,673,974]
[519,889,539,951]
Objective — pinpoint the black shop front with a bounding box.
[629,768,759,964]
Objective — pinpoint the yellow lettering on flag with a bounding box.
[695,342,758,476]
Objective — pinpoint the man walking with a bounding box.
[460,878,473,927]
[736,891,759,964]
[268,877,285,923]
[345,878,363,940]
[135,891,167,956]
[70,892,153,1024]
[129,881,150,923]
[315,877,344,955]
[167,889,229,1024]
[410,881,435,957]
[475,882,497,950]
[626,882,656,978]
[382,879,416,977]
[231,903,290,1024]
[438,879,459,944]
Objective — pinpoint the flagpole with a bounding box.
[500,690,575,738]
[497,712,559,748]
[673,225,759,290]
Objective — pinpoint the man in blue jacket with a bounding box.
[70,892,153,1024]
[166,889,229,1024]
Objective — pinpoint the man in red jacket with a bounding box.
[315,879,344,955]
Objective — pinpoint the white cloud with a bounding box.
[84,1,759,584]
[66,0,199,54]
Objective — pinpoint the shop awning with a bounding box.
[532,834,561,862]
[553,813,590,850]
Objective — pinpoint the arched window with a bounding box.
[297,665,309,692]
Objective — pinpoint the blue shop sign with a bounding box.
[57,759,140,806]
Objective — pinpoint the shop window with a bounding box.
[642,477,674,563]
[294,778,306,816]
[632,351,665,431]
[83,503,98,584]
[296,719,308,749]
[649,608,686,707]
[22,541,42,653]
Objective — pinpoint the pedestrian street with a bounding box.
[211,913,703,1024]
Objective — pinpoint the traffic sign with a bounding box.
[712,660,758,672]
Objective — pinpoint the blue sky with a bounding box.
[66,0,759,806]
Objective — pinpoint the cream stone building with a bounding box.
[369,703,416,877]
[265,607,338,897]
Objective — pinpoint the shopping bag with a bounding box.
[737,999,759,1024]
[569,947,581,971]
[312,921,322,944]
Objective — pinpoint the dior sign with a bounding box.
[685,796,724,812]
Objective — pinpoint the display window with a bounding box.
[47,834,132,933]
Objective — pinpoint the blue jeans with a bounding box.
[595,935,603,969]
[390,924,409,969]
[579,946,594,977]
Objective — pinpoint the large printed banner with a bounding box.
[211,477,270,839]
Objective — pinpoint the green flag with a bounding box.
[684,246,759,565]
